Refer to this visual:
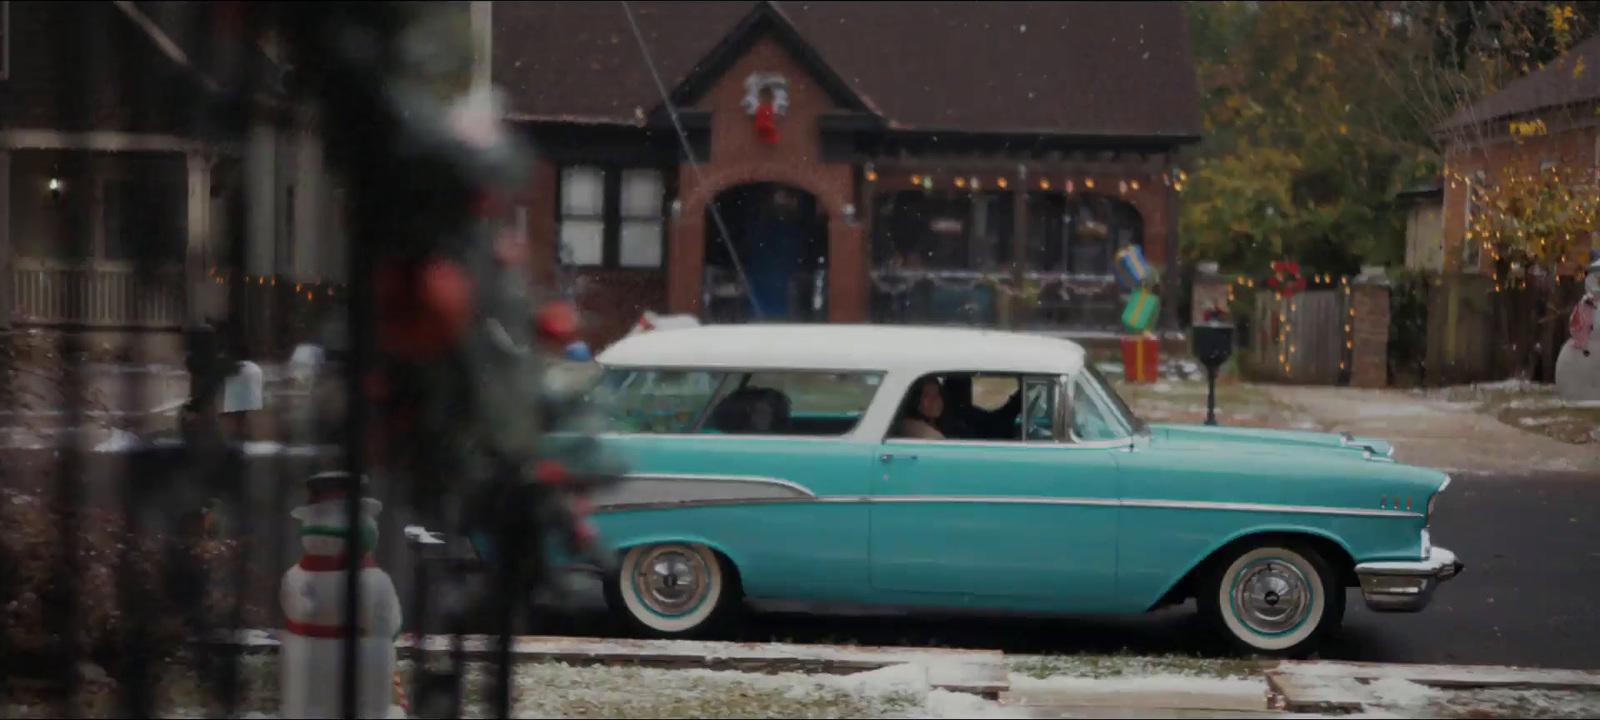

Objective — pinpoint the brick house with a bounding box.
[493,1,1202,350]
[1439,33,1600,276]
[0,1,342,361]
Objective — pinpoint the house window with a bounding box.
[557,165,669,269]
[1540,157,1556,173]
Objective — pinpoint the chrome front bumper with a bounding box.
[1354,546,1464,613]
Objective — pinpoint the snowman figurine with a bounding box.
[279,471,406,719]
[1554,258,1600,402]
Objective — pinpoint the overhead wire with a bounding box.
[620,1,765,319]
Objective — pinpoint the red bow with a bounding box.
[754,104,779,144]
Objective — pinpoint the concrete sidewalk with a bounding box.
[1263,385,1600,475]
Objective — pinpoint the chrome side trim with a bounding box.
[1120,498,1422,519]
[621,472,817,498]
[858,495,1121,508]
[591,488,1424,519]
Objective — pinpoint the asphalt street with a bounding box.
[5,453,1597,669]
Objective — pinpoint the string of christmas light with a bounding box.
[881,169,1188,195]
[1442,164,1597,290]
[205,267,347,300]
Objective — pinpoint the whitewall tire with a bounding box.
[1200,542,1344,658]
[604,542,738,637]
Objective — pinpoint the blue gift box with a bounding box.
[1114,246,1151,292]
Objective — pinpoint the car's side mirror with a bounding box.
[1054,378,1074,443]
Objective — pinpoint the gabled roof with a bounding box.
[1440,33,1600,133]
[649,1,876,123]
[493,1,1203,140]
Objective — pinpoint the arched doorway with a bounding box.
[703,183,829,323]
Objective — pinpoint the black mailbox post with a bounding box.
[1191,322,1235,426]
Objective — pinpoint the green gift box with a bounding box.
[1122,288,1161,334]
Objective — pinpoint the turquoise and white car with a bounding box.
[580,324,1462,658]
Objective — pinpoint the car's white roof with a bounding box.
[597,323,1087,376]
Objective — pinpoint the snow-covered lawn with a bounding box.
[1428,379,1600,446]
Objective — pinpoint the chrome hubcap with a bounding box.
[1231,560,1312,635]
[634,547,709,617]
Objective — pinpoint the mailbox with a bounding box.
[1192,322,1236,370]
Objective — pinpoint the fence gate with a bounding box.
[0,5,622,718]
[1249,289,1346,385]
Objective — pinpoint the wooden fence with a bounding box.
[1248,289,1348,385]
[1426,273,1584,385]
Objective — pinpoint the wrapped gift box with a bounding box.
[1121,287,1161,334]
[1114,245,1152,292]
[1121,334,1160,383]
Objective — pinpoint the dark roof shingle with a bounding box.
[492,1,1202,139]
[1441,33,1600,132]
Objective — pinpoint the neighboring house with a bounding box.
[1398,179,1444,272]
[492,1,1203,349]
[1438,33,1600,276]
[0,1,342,361]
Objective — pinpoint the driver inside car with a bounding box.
[937,375,1022,441]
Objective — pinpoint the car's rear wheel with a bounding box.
[603,542,740,638]
[1198,541,1345,658]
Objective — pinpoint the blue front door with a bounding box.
[867,440,1122,611]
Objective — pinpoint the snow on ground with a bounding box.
[134,658,1029,720]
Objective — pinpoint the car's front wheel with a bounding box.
[603,542,740,638]
[1198,541,1345,658]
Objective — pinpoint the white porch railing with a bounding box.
[12,261,186,328]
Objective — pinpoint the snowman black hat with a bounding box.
[291,470,382,521]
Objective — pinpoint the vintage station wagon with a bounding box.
[578,324,1463,657]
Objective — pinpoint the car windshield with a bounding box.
[1080,365,1144,437]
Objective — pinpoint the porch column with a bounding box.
[667,209,706,316]
[0,150,10,329]
[1008,166,1029,329]
[827,217,866,323]
[185,152,212,324]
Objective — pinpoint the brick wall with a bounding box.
[1442,122,1599,274]
[1350,278,1390,389]
[668,36,864,321]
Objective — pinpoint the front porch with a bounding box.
[667,154,1181,337]
[1,125,343,361]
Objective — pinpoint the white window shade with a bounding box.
[559,219,604,266]
[621,169,664,218]
[620,219,664,268]
[561,167,605,216]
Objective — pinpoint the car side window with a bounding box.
[1021,377,1060,442]
[704,371,882,436]
[1071,377,1119,441]
[592,369,727,434]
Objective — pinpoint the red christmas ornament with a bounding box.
[375,257,476,359]
[536,301,581,346]
[535,461,567,485]
[754,103,779,144]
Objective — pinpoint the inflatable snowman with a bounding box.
[280,471,406,719]
[1554,258,1600,402]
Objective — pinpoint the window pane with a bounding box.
[706,371,882,436]
[558,219,604,266]
[592,369,726,434]
[620,168,663,218]
[1022,378,1058,441]
[560,166,604,216]
[619,219,663,268]
[1071,378,1119,441]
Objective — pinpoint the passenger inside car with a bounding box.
[895,376,947,439]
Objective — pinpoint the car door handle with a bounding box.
[880,454,918,462]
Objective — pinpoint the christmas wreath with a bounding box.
[1266,260,1308,298]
